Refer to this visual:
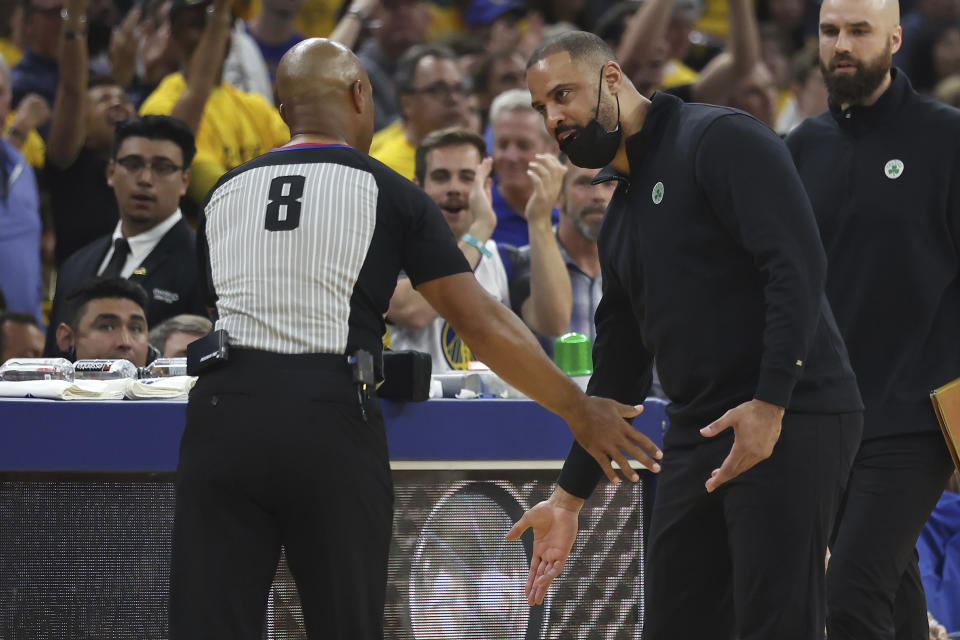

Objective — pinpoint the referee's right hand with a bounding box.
[568,397,662,483]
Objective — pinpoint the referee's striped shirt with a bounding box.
[197,143,469,372]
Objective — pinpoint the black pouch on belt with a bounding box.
[186,329,230,376]
[378,350,432,401]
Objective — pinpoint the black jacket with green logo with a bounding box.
[558,91,863,498]
[787,69,960,441]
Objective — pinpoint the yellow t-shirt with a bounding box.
[294,0,342,38]
[234,0,260,21]
[661,59,699,89]
[776,88,794,120]
[139,72,289,202]
[4,112,45,169]
[0,39,22,67]
[369,121,416,181]
[428,5,466,40]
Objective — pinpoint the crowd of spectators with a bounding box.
[0,0,958,631]
[1,0,959,361]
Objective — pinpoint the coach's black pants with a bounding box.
[169,350,394,640]
[643,411,862,640]
[826,431,954,640]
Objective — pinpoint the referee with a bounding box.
[169,38,662,640]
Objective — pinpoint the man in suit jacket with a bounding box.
[45,115,208,356]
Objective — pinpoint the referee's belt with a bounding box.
[195,348,372,402]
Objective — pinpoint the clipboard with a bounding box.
[931,377,960,472]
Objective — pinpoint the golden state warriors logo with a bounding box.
[441,321,474,370]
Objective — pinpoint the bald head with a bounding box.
[819,0,901,106]
[276,38,375,150]
[820,0,900,30]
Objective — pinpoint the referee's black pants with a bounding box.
[826,431,954,640]
[169,350,394,640]
[642,411,862,640]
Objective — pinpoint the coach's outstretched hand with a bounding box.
[506,487,583,605]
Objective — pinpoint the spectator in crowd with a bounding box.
[787,0,960,635]
[0,312,45,361]
[896,0,960,92]
[0,58,41,325]
[149,313,212,357]
[85,0,119,71]
[776,42,828,133]
[139,0,288,204]
[11,0,62,110]
[388,127,571,371]
[3,88,49,170]
[613,0,705,90]
[932,23,960,83]
[933,72,960,106]
[0,3,43,154]
[514,159,614,352]
[243,0,307,82]
[487,88,560,247]
[597,0,762,107]
[45,115,207,356]
[126,0,181,108]
[46,0,135,266]
[759,22,798,121]
[471,49,526,126]
[55,276,152,366]
[355,0,430,131]
[223,15,274,104]
[436,33,486,81]
[918,475,960,636]
[757,0,819,51]
[370,44,471,180]
[0,2,25,67]
[529,0,594,31]
[724,61,779,127]
[464,0,531,55]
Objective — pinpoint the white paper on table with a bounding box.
[0,379,128,400]
[125,376,197,400]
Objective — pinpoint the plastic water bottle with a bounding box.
[139,357,188,378]
[73,359,139,380]
[0,357,75,382]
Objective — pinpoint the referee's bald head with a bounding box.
[276,38,376,152]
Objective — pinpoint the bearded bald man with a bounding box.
[787,0,960,637]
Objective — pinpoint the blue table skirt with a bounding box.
[0,397,668,472]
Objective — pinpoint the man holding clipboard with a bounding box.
[786,0,960,635]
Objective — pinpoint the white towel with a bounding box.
[0,379,128,400]
[0,376,197,400]
[125,376,196,400]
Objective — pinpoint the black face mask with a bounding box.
[558,68,622,169]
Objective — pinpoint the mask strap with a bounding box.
[596,64,621,131]
[594,66,605,117]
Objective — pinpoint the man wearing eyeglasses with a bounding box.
[369,43,474,180]
[44,114,209,357]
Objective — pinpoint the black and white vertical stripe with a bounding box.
[203,160,378,353]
